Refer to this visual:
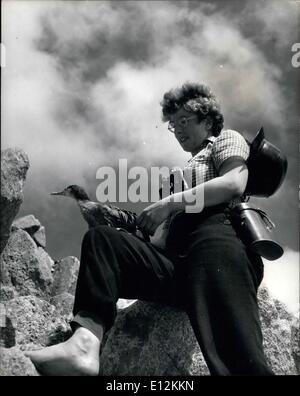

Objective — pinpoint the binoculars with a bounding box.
[231,203,284,261]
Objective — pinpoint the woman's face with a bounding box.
[168,107,212,156]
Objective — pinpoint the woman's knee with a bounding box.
[82,225,113,243]
[81,226,129,261]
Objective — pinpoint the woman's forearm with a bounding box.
[168,174,244,214]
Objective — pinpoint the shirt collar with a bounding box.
[206,136,216,144]
[188,136,215,163]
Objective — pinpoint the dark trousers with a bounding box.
[72,206,274,376]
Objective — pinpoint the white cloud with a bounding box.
[262,248,299,318]
[2,0,298,262]
[2,0,293,174]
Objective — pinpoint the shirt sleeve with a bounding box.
[212,129,250,171]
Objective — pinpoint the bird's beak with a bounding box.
[50,190,67,196]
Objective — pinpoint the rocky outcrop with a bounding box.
[0,148,76,375]
[0,148,29,254]
[51,257,80,297]
[12,214,41,235]
[1,229,53,299]
[0,147,299,376]
[99,287,299,376]
[0,243,76,375]
[12,214,46,248]
[100,301,208,376]
[0,346,41,376]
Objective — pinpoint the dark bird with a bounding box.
[50,185,149,241]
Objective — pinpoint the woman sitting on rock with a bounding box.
[26,82,274,376]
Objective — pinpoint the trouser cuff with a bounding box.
[70,310,106,340]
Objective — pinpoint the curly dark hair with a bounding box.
[160,82,224,136]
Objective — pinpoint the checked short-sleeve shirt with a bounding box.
[183,129,250,191]
[154,129,250,247]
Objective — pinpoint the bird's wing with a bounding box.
[103,204,138,231]
[80,202,110,227]
[79,202,136,229]
[105,204,150,241]
[79,201,149,240]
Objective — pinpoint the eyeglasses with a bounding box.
[167,115,198,133]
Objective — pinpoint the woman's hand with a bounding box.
[137,197,173,236]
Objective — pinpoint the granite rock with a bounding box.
[50,292,74,317]
[100,301,209,376]
[0,346,40,376]
[0,286,16,302]
[0,296,71,348]
[0,148,29,254]
[1,230,53,299]
[51,256,80,297]
[32,226,46,248]
[12,214,41,235]
[99,288,299,376]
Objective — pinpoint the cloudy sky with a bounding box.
[2,0,299,315]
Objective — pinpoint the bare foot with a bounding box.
[25,327,101,376]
